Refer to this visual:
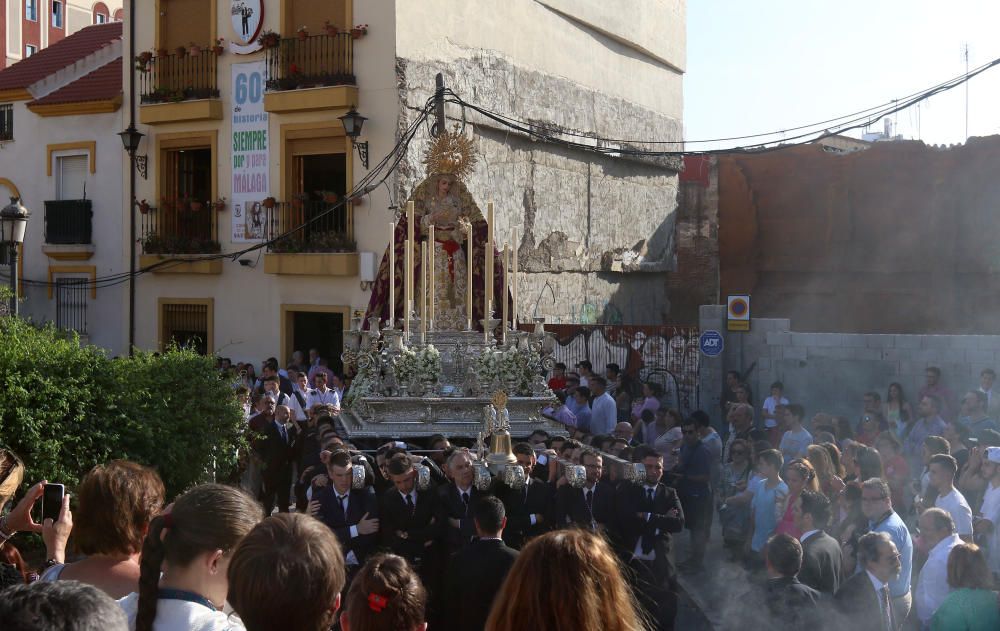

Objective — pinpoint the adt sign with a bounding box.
[699,330,725,357]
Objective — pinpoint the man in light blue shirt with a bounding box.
[861,478,913,622]
[589,376,617,436]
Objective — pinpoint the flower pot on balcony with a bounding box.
[324,21,338,36]
[189,44,202,56]
[297,28,309,41]
[156,48,169,57]
[322,192,339,203]
[189,201,204,212]
[137,199,151,214]
[262,197,276,209]
[260,31,280,48]
[214,198,227,212]
[174,46,187,56]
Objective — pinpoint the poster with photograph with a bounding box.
[231,61,269,243]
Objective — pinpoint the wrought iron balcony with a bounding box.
[264,32,355,91]
[264,198,355,253]
[138,48,221,104]
[44,199,93,245]
[139,198,221,255]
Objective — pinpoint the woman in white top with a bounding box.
[118,484,262,631]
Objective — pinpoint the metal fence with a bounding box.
[545,324,701,416]
[139,49,220,103]
[264,200,355,253]
[44,200,92,244]
[55,278,87,334]
[139,199,220,254]
[264,33,355,91]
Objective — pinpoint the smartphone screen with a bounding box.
[42,483,64,522]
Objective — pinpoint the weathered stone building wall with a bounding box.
[392,0,685,325]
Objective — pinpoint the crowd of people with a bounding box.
[2,354,1000,630]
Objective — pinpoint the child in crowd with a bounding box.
[725,448,788,568]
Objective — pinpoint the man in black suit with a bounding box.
[255,404,297,514]
[762,533,822,626]
[445,496,519,631]
[834,531,903,631]
[793,489,842,595]
[618,447,685,631]
[554,451,617,540]
[379,453,441,565]
[437,450,491,555]
[499,443,554,549]
[311,450,379,586]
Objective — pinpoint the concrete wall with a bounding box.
[395,0,685,325]
[699,305,997,424]
[718,136,1000,334]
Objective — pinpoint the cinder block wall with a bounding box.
[699,305,999,424]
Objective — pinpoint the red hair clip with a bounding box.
[367,593,388,613]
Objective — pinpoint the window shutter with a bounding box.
[58,155,88,200]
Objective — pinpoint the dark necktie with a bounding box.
[585,489,594,509]
[646,487,655,509]
[405,493,415,516]
[880,584,893,631]
[461,491,470,515]
[337,494,348,516]
[278,423,288,443]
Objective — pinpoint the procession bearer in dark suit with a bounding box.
[311,450,379,588]
[437,450,491,555]
[379,453,442,621]
[445,496,519,631]
[618,446,685,631]
[499,443,554,549]
[554,451,617,540]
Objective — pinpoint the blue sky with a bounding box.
[684,0,1000,150]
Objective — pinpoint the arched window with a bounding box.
[92,1,109,24]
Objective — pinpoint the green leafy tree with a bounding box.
[0,316,244,499]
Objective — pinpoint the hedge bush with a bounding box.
[0,316,244,499]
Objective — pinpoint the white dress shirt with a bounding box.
[307,386,341,410]
[916,533,961,624]
[632,484,661,561]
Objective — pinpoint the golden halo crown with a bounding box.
[423,128,477,180]
[490,390,509,411]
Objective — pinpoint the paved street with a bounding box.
[673,522,755,631]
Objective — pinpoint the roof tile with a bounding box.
[0,22,122,92]
[29,59,122,105]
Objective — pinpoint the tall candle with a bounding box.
[512,227,518,330]
[501,243,509,344]
[420,241,427,344]
[466,221,473,330]
[403,244,411,340]
[428,225,435,329]
[389,221,396,327]
[407,202,415,306]
[486,202,494,316]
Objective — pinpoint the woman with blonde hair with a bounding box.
[930,543,999,630]
[775,458,819,538]
[806,444,844,501]
[485,529,648,631]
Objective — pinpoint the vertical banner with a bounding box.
[231,61,268,243]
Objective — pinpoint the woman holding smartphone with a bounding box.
[38,460,165,598]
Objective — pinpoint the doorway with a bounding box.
[282,305,347,375]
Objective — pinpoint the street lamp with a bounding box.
[118,124,144,157]
[0,196,30,316]
[339,108,369,169]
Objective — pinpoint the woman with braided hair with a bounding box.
[118,484,262,631]
[341,553,427,631]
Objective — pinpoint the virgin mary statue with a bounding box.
[365,132,507,331]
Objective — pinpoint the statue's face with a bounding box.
[437,176,452,196]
